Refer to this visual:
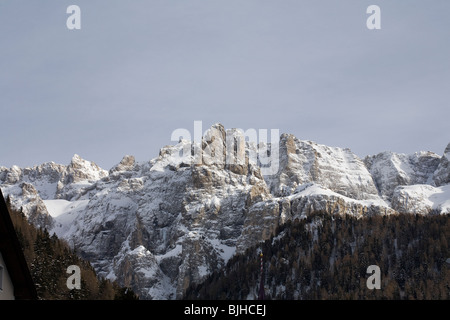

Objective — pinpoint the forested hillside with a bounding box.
[185,213,450,300]
[6,196,138,300]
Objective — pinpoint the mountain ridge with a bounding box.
[1,124,449,299]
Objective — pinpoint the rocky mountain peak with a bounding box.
[110,155,136,174]
[67,154,108,183]
[1,126,449,300]
[266,135,379,200]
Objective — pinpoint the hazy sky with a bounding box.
[1,0,449,169]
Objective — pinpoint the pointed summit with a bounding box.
[67,154,108,183]
[109,155,136,174]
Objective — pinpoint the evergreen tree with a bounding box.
[7,204,134,300]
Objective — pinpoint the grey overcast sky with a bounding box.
[1,0,449,170]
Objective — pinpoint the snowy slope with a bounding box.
[391,184,450,215]
[364,151,441,201]
[43,199,90,238]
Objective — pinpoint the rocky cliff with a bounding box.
[1,124,449,299]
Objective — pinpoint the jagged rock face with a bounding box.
[66,154,108,183]
[236,200,280,254]
[1,126,448,299]
[365,151,441,201]
[236,183,395,253]
[2,182,54,229]
[5,165,23,184]
[109,155,136,174]
[114,244,173,299]
[433,143,450,187]
[0,156,106,201]
[9,132,267,299]
[0,167,7,182]
[56,155,109,201]
[265,134,379,200]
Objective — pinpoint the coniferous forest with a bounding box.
[6,198,138,300]
[185,213,450,300]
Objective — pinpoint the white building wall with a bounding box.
[0,252,15,300]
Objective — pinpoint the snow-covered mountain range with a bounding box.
[1,124,449,299]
